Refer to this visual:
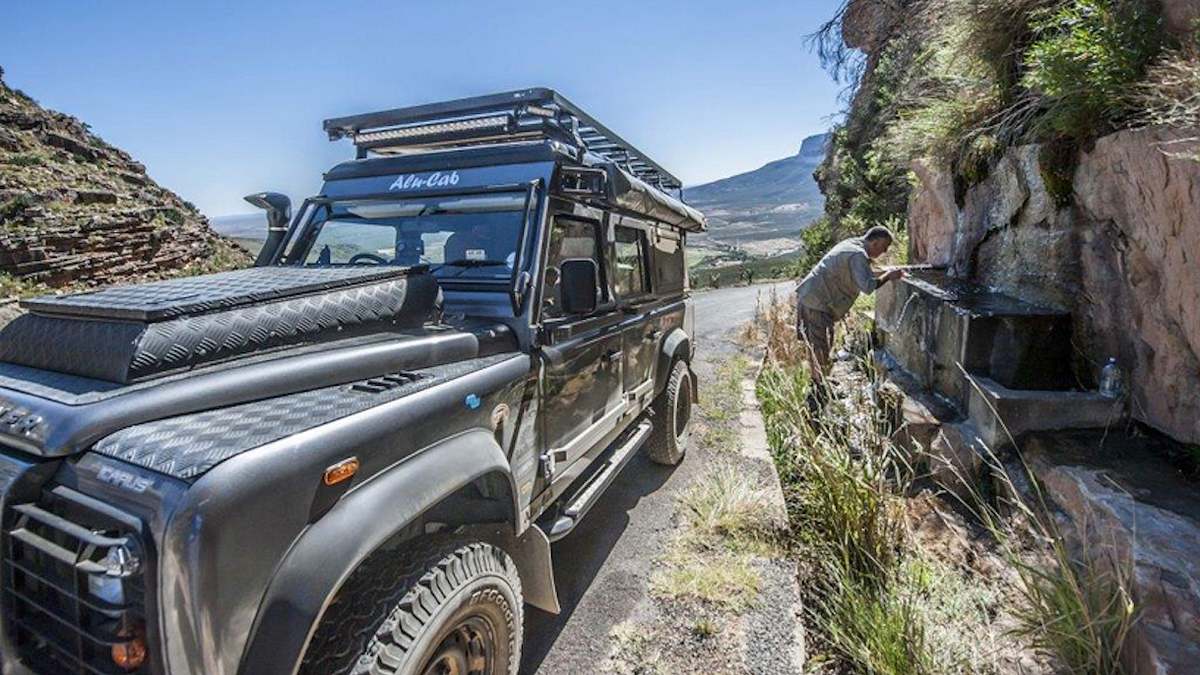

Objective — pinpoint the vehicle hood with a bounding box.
[0,267,517,459]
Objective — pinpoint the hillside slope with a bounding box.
[685,133,828,255]
[0,68,249,291]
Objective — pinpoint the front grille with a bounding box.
[2,485,149,674]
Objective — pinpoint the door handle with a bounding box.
[605,350,624,363]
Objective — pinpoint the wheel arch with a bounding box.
[655,327,694,398]
[237,428,537,675]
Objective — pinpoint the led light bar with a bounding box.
[353,114,510,146]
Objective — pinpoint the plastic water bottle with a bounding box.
[1099,357,1123,398]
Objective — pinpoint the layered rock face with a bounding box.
[907,130,1200,445]
[0,69,249,289]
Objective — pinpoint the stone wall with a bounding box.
[905,129,1200,444]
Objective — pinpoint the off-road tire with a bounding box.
[300,538,523,675]
[645,359,693,465]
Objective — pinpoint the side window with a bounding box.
[613,226,649,298]
[653,233,685,294]
[542,217,604,319]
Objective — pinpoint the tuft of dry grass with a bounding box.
[650,544,762,611]
[605,620,665,675]
[679,462,777,542]
[1138,46,1200,128]
[652,463,779,610]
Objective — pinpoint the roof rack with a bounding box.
[323,88,684,192]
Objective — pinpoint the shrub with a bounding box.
[1022,0,1166,139]
[0,153,43,167]
[795,216,838,275]
[0,194,35,223]
[1038,138,1080,207]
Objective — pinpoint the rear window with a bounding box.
[654,234,685,293]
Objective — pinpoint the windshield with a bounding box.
[281,192,527,280]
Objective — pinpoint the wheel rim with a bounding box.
[420,615,497,675]
[674,376,692,440]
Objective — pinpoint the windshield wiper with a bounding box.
[439,258,508,268]
[435,259,510,278]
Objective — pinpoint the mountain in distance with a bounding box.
[684,132,830,257]
[210,212,265,239]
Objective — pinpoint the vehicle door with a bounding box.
[538,213,624,476]
[612,220,657,404]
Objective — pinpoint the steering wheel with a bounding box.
[348,252,389,265]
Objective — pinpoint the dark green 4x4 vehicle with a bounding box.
[0,89,704,675]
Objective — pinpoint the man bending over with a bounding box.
[795,225,905,382]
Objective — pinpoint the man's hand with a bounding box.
[880,268,906,284]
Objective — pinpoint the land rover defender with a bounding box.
[0,88,705,675]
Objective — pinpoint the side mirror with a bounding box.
[559,258,599,315]
[244,192,292,266]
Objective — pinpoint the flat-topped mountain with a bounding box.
[685,133,829,256]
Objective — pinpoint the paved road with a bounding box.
[520,281,790,674]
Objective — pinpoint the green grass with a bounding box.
[691,250,803,289]
[0,272,51,298]
[696,355,750,453]
[1022,0,1165,139]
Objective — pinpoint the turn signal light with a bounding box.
[112,634,147,670]
[323,457,360,486]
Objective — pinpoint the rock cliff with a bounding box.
[830,2,1200,671]
[0,68,249,292]
[831,1,1200,445]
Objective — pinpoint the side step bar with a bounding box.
[544,420,653,542]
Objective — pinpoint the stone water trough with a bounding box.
[873,268,1122,447]
[873,268,1200,673]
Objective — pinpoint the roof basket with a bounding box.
[323,88,683,192]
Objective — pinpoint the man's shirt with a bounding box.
[795,237,877,320]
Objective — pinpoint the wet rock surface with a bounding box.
[0,70,249,295]
[1025,431,1200,675]
[906,159,956,266]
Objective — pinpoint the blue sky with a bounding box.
[2,0,845,217]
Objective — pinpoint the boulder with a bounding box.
[842,0,898,53]
[927,421,989,502]
[968,145,1078,310]
[41,131,98,161]
[1025,441,1200,675]
[1074,128,1200,444]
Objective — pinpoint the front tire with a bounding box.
[646,359,693,465]
[301,538,523,675]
